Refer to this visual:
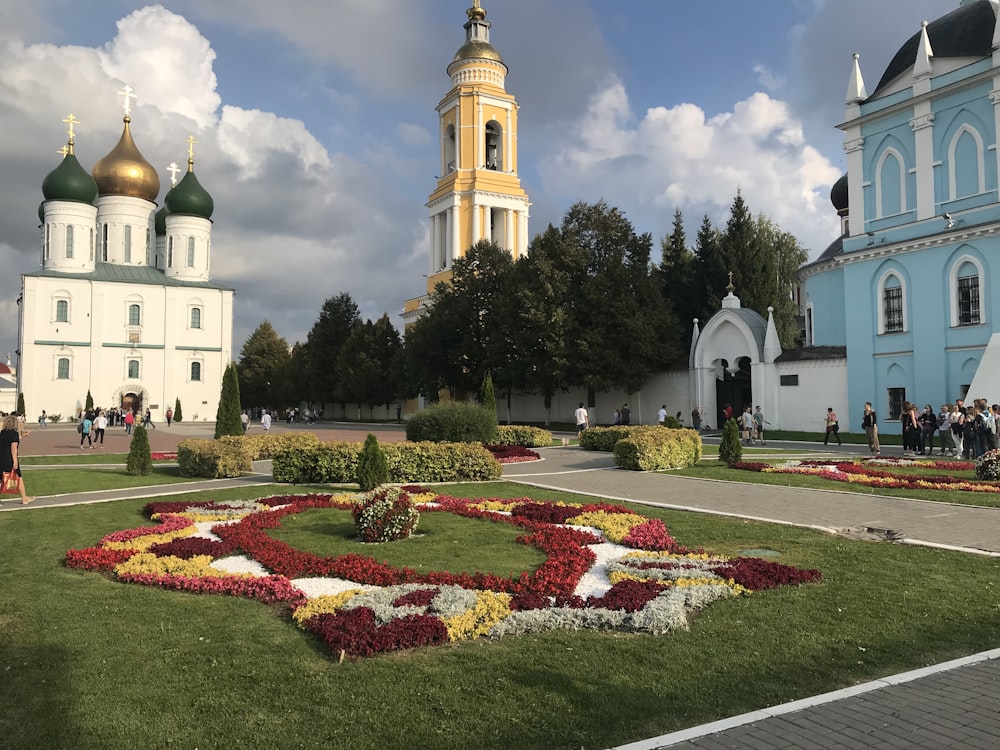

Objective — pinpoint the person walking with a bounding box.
[740,406,755,445]
[918,404,937,456]
[862,402,880,456]
[574,402,589,438]
[241,410,250,434]
[261,411,271,432]
[79,411,93,449]
[142,409,156,429]
[691,406,703,431]
[753,406,770,445]
[166,407,173,427]
[657,404,667,426]
[823,407,842,446]
[93,410,107,448]
[0,414,34,505]
[620,403,631,426]
[124,409,135,435]
[38,410,47,429]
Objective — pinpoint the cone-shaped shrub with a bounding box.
[127,425,153,476]
[215,363,243,438]
[357,433,388,491]
[174,398,183,423]
[718,418,742,466]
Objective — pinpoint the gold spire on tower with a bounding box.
[467,0,486,21]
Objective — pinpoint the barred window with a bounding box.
[884,285,903,333]
[887,387,906,421]
[958,274,980,325]
[55,299,69,323]
[57,358,70,380]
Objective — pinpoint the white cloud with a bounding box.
[753,63,786,93]
[539,78,841,257]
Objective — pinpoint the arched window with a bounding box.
[57,358,70,380]
[190,361,202,381]
[445,123,456,173]
[950,256,985,327]
[128,303,141,327]
[484,121,502,170]
[876,149,905,217]
[65,225,74,259]
[124,225,132,263]
[167,237,173,268]
[89,227,95,261]
[101,223,108,262]
[55,299,69,323]
[878,272,906,334]
[948,125,986,200]
[44,224,50,260]
[127,360,139,379]
[190,307,202,329]
[187,237,195,267]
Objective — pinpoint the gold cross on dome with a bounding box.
[118,84,137,116]
[57,145,69,158]
[62,113,79,141]
[726,270,735,293]
[184,134,199,161]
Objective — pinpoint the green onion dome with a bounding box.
[41,152,98,204]
[164,166,213,219]
[37,201,45,223]
[154,202,169,236]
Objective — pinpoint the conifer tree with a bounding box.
[356,433,388,491]
[85,390,94,412]
[126,425,153,476]
[480,372,495,412]
[215,363,243,438]
[718,418,743,466]
[16,393,25,417]
[174,397,183,423]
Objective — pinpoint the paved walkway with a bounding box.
[4,429,1000,748]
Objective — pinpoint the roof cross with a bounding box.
[184,134,199,163]
[62,113,80,141]
[118,84,137,117]
[57,145,69,158]
[167,162,181,187]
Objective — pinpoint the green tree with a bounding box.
[16,393,25,417]
[479,372,495,413]
[356,433,388,491]
[173,397,183,423]
[659,208,701,354]
[215,363,243,438]
[126,425,153,476]
[336,315,403,419]
[85,390,94,412]
[694,213,726,320]
[301,293,361,407]
[718,418,743,466]
[238,321,290,410]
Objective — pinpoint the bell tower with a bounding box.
[404,1,530,320]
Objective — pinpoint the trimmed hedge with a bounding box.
[493,424,553,448]
[218,432,320,460]
[405,401,497,443]
[272,441,502,484]
[612,428,702,471]
[177,438,253,478]
[579,425,663,452]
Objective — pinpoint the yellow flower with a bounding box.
[291,590,363,625]
[442,590,512,641]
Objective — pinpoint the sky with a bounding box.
[0,0,960,361]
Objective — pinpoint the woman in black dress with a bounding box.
[0,414,34,504]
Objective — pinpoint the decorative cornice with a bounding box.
[990,88,1000,105]
[799,222,1000,280]
[449,64,506,88]
[910,112,935,131]
[102,343,165,349]
[33,340,90,347]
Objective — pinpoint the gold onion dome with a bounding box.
[453,40,504,64]
[91,116,160,202]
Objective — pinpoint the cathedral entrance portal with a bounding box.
[121,392,141,414]
[715,357,752,428]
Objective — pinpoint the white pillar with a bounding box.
[471,202,480,245]
[518,210,529,257]
[911,105,935,220]
[844,134,865,236]
[430,213,440,273]
[505,106,513,172]
[454,103,461,170]
[504,209,513,252]
[451,204,461,263]
[476,102,483,169]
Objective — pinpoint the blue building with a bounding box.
[801,0,1000,434]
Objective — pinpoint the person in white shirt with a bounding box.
[261,411,272,432]
[93,410,108,448]
[657,405,667,426]
[574,402,589,438]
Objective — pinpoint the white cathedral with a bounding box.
[18,91,234,421]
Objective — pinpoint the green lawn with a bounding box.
[21,453,176,466]
[2,482,999,749]
[17,466,208,497]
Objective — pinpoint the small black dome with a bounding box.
[831,174,849,214]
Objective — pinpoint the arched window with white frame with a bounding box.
[875,148,906,218]
[56,356,71,380]
[950,255,985,327]
[127,359,140,379]
[948,124,986,200]
[190,360,202,381]
[877,271,907,334]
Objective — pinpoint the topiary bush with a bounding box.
[718,418,743,466]
[177,438,253,478]
[357,433,389,491]
[580,425,661,452]
[405,401,497,444]
[218,432,320,461]
[664,415,681,429]
[975,449,1000,480]
[493,424,553,448]
[613,429,702,471]
[126,425,153,476]
[173,398,183,423]
[352,486,420,543]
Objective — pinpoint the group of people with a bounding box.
[899,399,999,458]
[740,405,769,446]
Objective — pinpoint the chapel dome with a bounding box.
[830,174,849,214]
[41,152,99,204]
[871,0,995,98]
[91,117,160,202]
[164,166,213,220]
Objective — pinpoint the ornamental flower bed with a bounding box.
[65,490,822,658]
[731,458,1000,493]
[486,444,541,463]
[151,452,178,461]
